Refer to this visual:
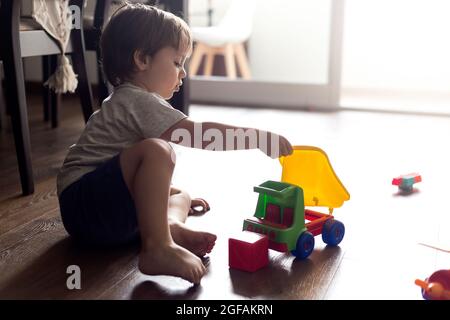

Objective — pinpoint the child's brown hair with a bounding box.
[100,3,192,86]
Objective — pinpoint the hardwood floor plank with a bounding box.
[2,90,450,299]
[100,238,344,300]
[0,178,58,236]
[0,210,140,299]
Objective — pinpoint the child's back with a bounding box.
[57,83,186,197]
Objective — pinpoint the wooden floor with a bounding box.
[0,91,449,300]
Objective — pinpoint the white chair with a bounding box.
[189,0,256,79]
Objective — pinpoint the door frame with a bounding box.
[190,0,346,110]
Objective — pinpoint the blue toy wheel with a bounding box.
[322,219,345,246]
[291,231,315,259]
[420,277,434,300]
[421,284,429,300]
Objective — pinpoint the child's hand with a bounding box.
[278,134,294,158]
[260,131,293,159]
[189,198,210,215]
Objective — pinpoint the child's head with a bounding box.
[101,3,192,97]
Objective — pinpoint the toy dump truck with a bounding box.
[243,146,350,259]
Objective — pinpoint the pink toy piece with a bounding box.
[423,270,450,300]
[391,177,402,186]
[415,269,450,300]
[229,231,269,272]
[392,172,422,192]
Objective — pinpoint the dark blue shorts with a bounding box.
[59,155,140,246]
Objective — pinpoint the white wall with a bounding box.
[343,0,450,92]
[189,0,231,27]
[249,0,330,84]
[190,0,331,85]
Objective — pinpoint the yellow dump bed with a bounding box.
[279,146,350,209]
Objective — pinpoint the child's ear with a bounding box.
[133,50,151,71]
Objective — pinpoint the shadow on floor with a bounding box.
[129,257,211,300]
[0,237,139,299]
[229,246,343,299]
[130,280,203,300]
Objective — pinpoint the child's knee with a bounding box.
[179,189,191,203]
[170,187,191,202]
[139,138,176,166]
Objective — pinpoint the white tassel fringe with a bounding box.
[44,55,78,93]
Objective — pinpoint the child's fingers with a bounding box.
[287,142,293,154]
[201,198,210,210]
[284,145,293,156]
[199,198,210,210]
[277,144,289,157]
[190,198,210,214]
[281,139,293,156]
[281,137,293,155]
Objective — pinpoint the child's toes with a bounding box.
[206,233,217,243]
[206,240,216,253]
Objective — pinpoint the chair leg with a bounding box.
[224,44,237,79]
[234,43,251,80]
[2,72,11,116]
[43,55,60,127]
[50,93,61,129]
[96,46,111,105]
[42,56,50,122]
[158,0,190,115]
[49,55,60,128]
[189,43,205,76]
[0,1,34,195]
[0,64,6,131]
[70,26,94,123]
[3,62,33,195]
[71,52,94,122]
[97,67,110,104]
[94,0,112,104]
[204,49,215,76]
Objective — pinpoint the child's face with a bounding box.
[135,46,188,99]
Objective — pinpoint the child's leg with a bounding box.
[168,187,190,223]
[119,138,206,284]
[168,188,217,256]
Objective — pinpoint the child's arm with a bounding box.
[160,118,293,158]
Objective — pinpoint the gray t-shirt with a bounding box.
[57,82,187,196]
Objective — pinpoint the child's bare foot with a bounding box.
[189,198,210,215]
[170,221,217,256]
[138,243,206,284]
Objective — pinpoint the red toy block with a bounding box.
[282,207,294,227]
[265,203,281,224]
[229,231,269,272]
